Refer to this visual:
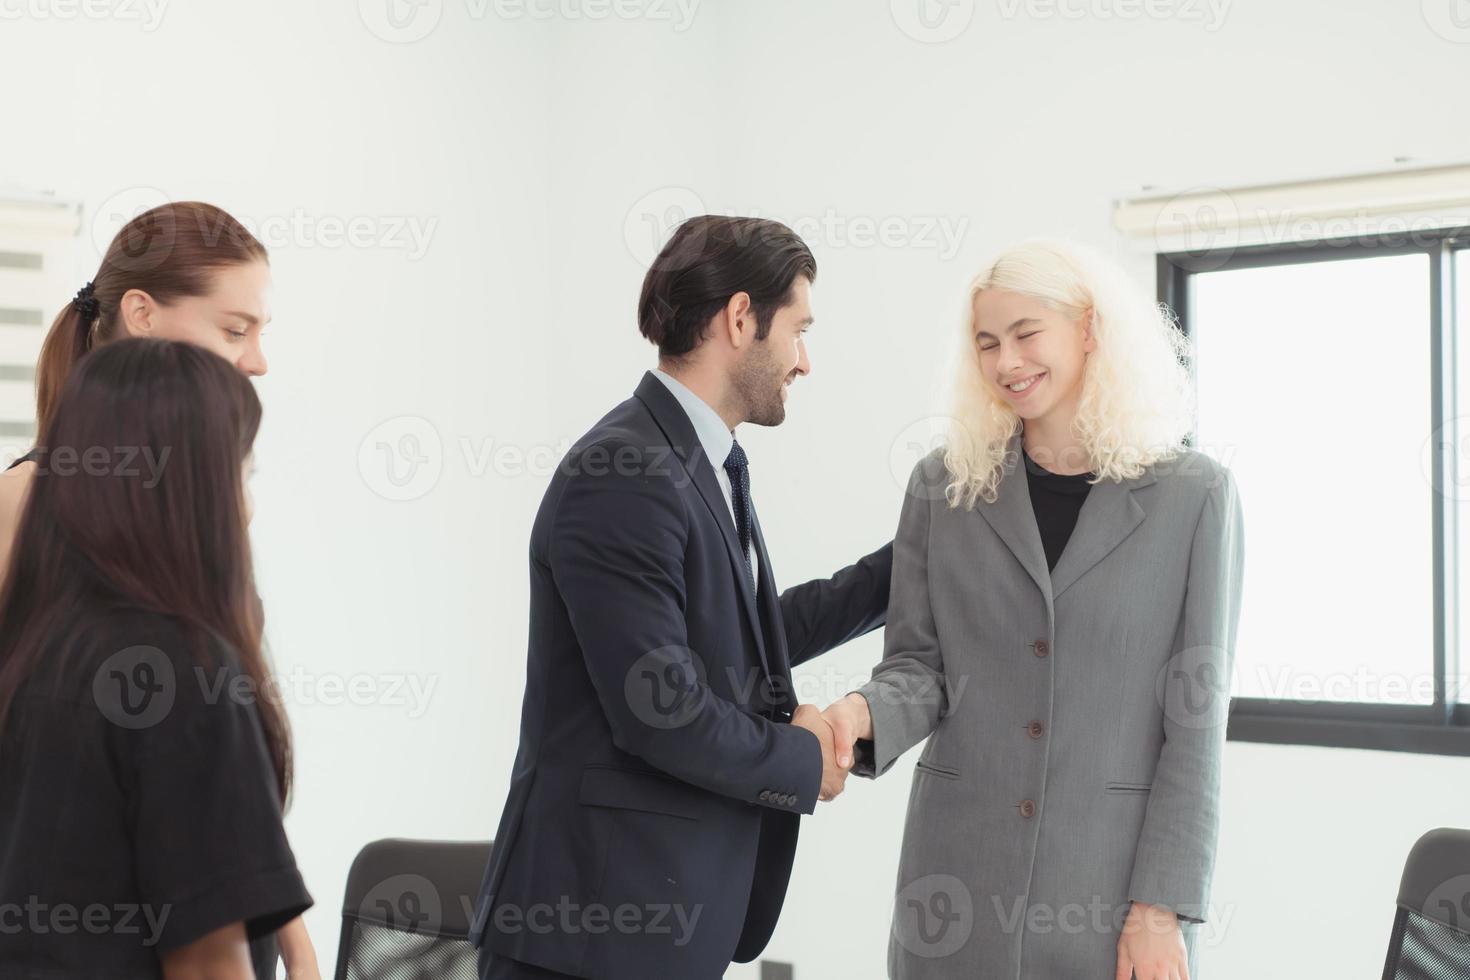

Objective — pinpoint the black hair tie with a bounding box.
[73,281,100,322]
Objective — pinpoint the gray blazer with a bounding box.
[853,430,1244,979]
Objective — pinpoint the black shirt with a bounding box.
[0,606,311,979]
[1022,447,1096,571]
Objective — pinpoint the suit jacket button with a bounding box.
[1033,639,1049,657]
[1027,720,1044,738]
[1019,799,1036,818]
[759,790,771,802]
[782,794,793,806]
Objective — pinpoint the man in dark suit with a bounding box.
[470,215,892,979]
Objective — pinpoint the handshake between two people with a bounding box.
[791,693,873,802]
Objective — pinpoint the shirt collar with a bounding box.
[652,368,735,470]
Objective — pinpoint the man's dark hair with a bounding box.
[638,215,816,360]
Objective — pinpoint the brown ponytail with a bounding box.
[34,202,268,436]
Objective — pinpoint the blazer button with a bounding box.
[759,790,772,802]
[1027,720,1044,739]
[1019,799,1037,818]
[1033,639,1049,657]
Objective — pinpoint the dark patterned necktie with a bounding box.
[722,440,755,591]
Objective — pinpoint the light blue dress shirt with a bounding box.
[652,368,760,591]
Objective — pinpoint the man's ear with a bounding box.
[723,292,754,349]
[118,288,158,337]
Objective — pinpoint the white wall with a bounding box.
[4,0,1469,975]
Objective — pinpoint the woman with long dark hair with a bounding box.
[0,338,312,979]
[0,201,317,975]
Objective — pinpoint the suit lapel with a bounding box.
[1048,467,1153,600]
[633,372,774,681]
[978,429,1053,603]
[977,427,1156,603]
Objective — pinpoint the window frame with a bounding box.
[1158,225,1470,757]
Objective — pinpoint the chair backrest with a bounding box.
[1381,827,1470,980]
[333,838,494,980]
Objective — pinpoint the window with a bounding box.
[0,196,81,458]
[1160,226,1470,756]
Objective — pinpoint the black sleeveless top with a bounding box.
[1022,447,1096,572]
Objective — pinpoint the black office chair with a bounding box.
[1381,827,1470,979]
[333,838,494,980]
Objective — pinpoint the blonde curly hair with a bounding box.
[942,239,1196,509]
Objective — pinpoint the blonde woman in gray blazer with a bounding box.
[823,240,1244,980]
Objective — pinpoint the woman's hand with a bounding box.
[1116,901,1189,980]
[821,692,873,769]
[277,916,322,980]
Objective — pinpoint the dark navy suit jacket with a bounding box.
[469,371,892,978]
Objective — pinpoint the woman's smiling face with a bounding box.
[972,287,1095,423]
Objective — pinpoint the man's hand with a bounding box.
[821,692,873,770]
[1116,900,1190,980]
[792,704,847,801]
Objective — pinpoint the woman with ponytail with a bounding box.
[0,201,271,573]
[0,203,320,978]
[0,338,310,979]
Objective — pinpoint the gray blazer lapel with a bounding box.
[977,427,1158,603]
[1049,465,1156,601]
[977,429,1053,603]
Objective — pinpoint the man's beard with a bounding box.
[732,341,789,427]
